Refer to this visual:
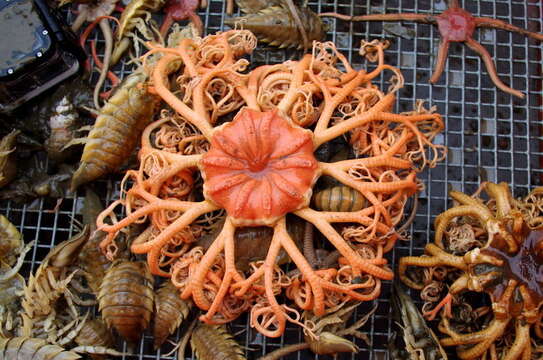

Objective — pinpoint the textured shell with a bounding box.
[235,0,281,13]
[0,130,19,188]
[224,5,325,49]
[71,72,159,191]
[0,337,81,360]
[190,324,246,360]
[312,186,366,212]
[0,214,23,267]
[117,0,165,40]
[46,96,78,163]
[98,260,154,343]
[153,281,192,349]
[74,319,114,360]
[201,108,318,226]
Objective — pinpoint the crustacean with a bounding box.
[190,324,246,360]
[259,301,377,359]
[399,182,543,359]
[153,280,192,349]
[321,0,543,98]
[96,30,445,337]
[0,130,19,189]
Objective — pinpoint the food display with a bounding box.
[0,0,540,359]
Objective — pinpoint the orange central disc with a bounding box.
[200,108,319,226]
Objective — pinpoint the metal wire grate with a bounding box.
[1,0,542,359]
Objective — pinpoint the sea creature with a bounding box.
[234,0,281,14]
[97,260,154,343]
[111,0,166,65]
[45,97,79,163]
[0,215,23,267]
[160,0,204,37]
[74,319,116,360]
[312,185,366,212]
[0,337,81,360]
[190,324,246,360]
[259,302,376,359]
[153,280,192,349]
[320,0,543,98]
[389,282,447,360]
[21,227,90,336]
[70,71,160,191]
[224,3,326,50]
[96,32,445,337]
[0,130,20,188]
[399,182,543,359]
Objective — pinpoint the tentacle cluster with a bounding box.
[97,30,445,337]
[400,182,543,359]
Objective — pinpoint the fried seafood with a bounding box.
[190,324,246,360]
[321,0,543,98]
[0,130,20,188]
[399,182,543,359]
[153,280,192,349]
[71,71,160,191]
[96,30,445,337]
[97,260,154,343]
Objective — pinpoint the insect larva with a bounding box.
[153,281,192,349]
[98,260,154,343]
[190,324,246,360]
[71,72,159,191]
[224,4,325,49]
[312,186,367,212]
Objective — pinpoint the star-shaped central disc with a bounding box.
[200,108,319,226]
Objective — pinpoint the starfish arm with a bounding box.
[465,37,524,98]
[429,40,450,84]
[475,17,543,42]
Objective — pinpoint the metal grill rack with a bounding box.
[1,0,542,359]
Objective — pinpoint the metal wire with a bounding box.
[1,0,542,359]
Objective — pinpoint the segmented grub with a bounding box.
[224,5,325,49]
[153,281,192,349]
[71,72,160,191]
[190,324,246,360]
[312,185,367,212]
[0,337,81,360]
[98,260,154,343]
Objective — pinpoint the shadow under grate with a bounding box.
[0,0,542,359]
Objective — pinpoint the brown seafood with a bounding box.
[74,319,115,360]
[224,4,326,49]
[0,130,20,188]
[190,324,246,360]
[312,185,366,212]
[153,280,192,349]
[97,260,154,343]
[71,71,160,191]
[0,337,80,360]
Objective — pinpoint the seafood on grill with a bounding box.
[224,2,326,50]
[259,302,376,359]
[70,70,160,191]
[97,260,154,343]
[190,324,246,360]
[320,0,543,98]
[20,227,90,337]
[153,280,192,349]
[389,282,447,360]
[0,130,20,188]
[399,182,543,359]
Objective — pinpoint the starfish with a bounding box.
[321,0,543,98]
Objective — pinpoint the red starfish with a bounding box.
[321,0,543,98]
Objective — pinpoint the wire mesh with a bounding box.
[1,0,542,359]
